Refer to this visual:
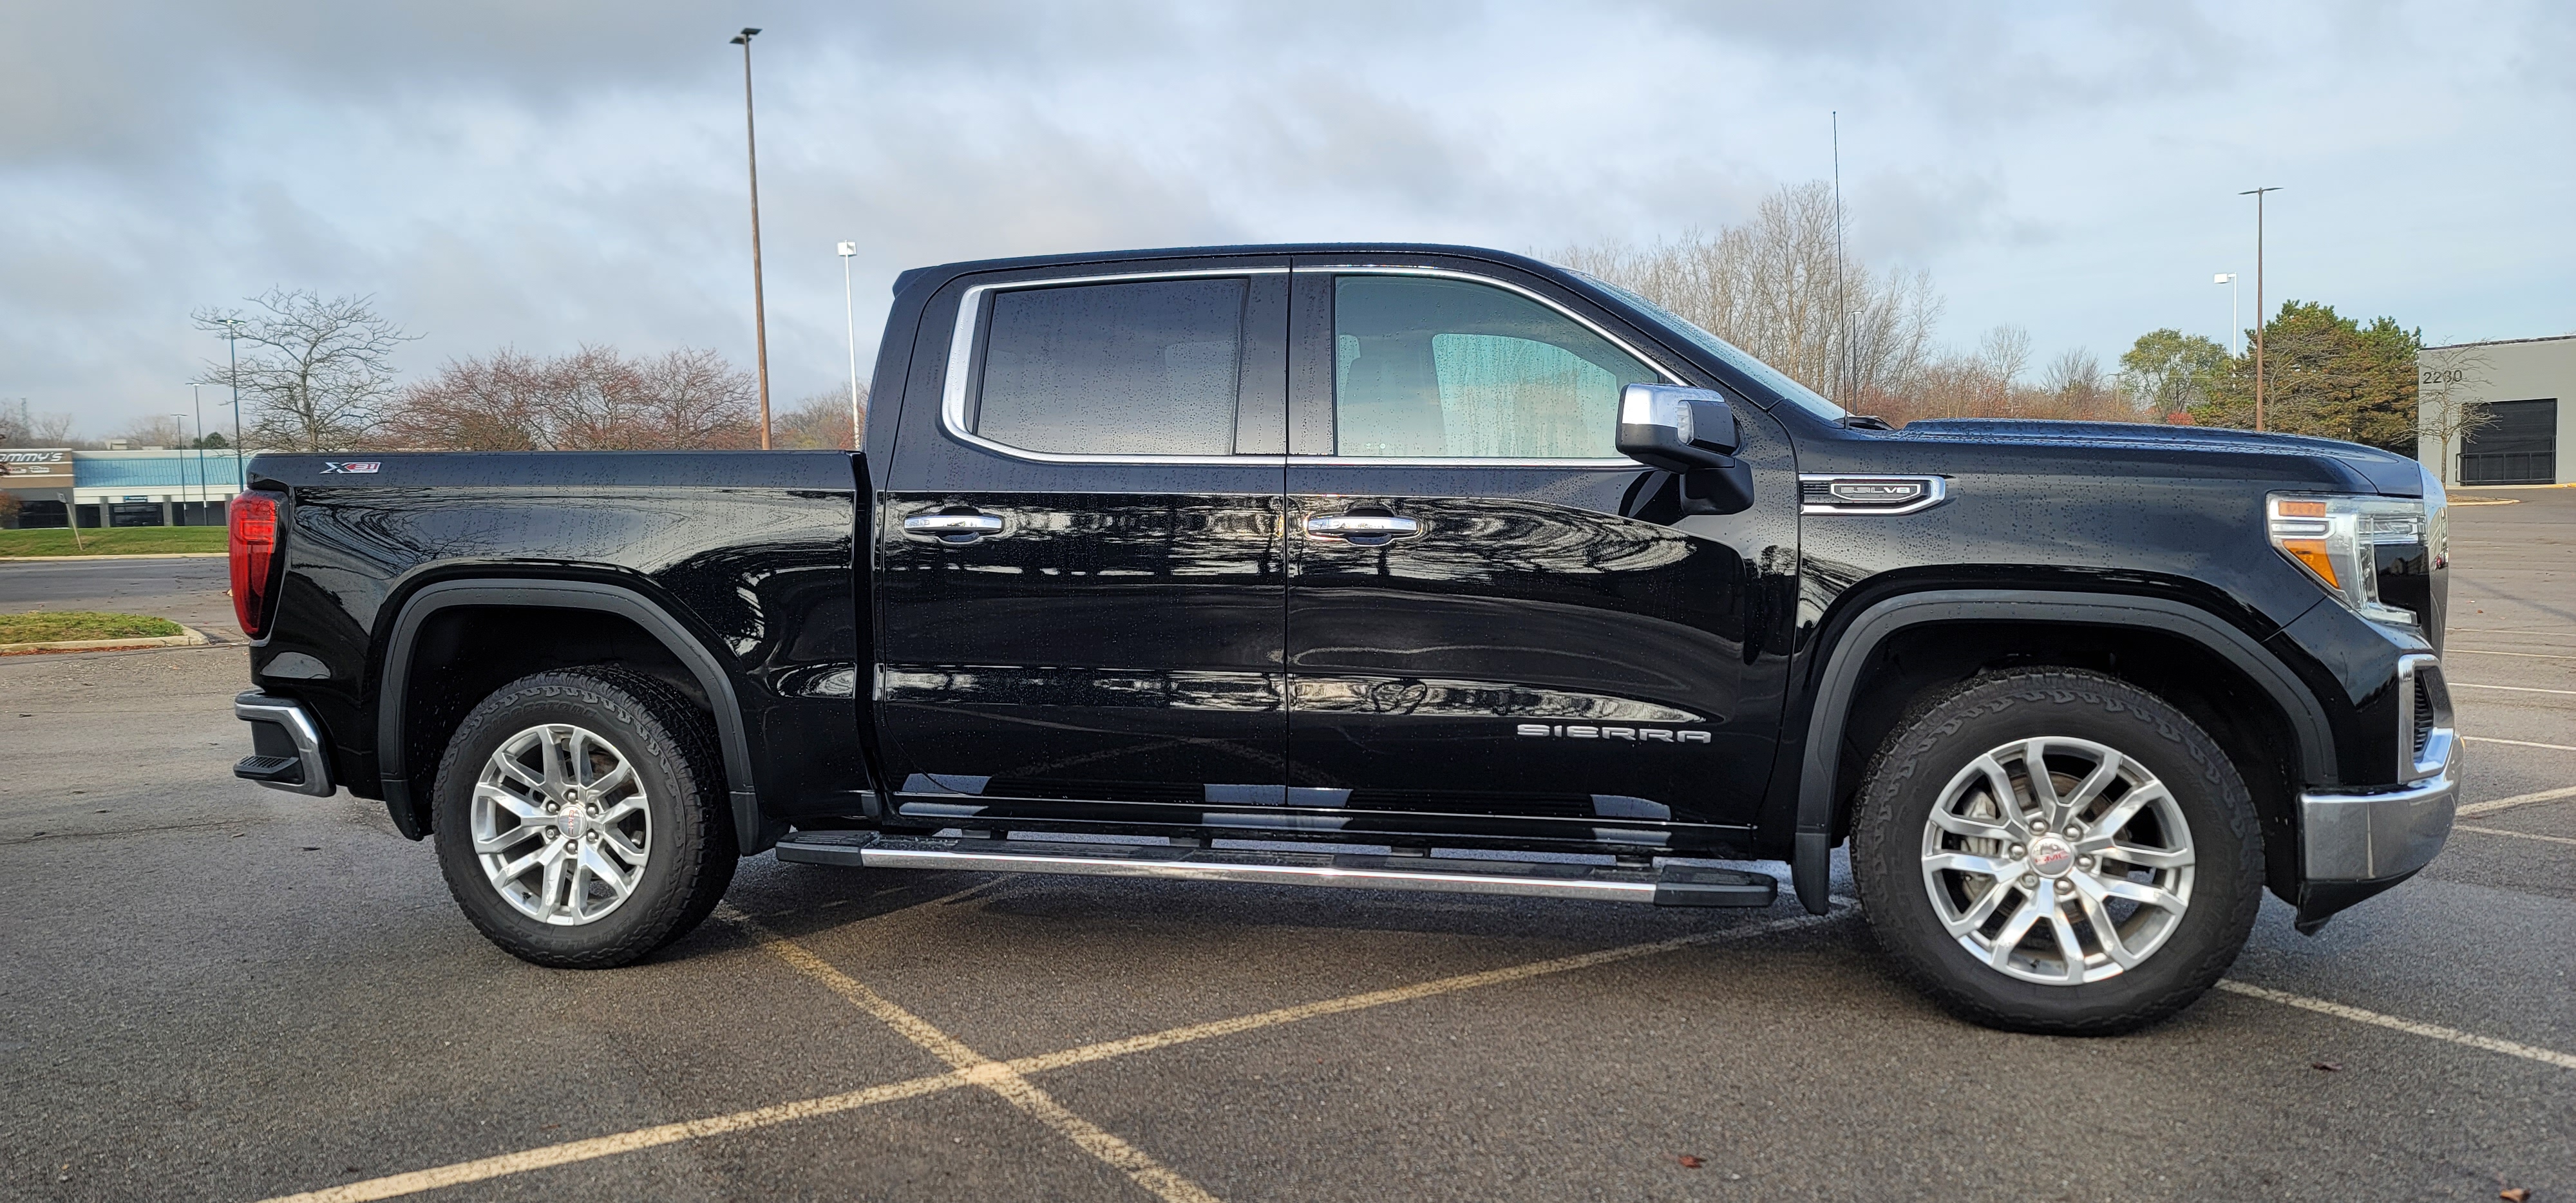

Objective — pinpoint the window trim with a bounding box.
[1293,264,1681,469]
[941,267,1290,466]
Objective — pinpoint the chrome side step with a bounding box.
[772,833,1777,907]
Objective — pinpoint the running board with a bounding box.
[772,833,1777,907]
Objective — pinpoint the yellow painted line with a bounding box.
[2465,735,2576,753]
[2456,824,2576,848]
[254,902,1841,1203]
[2458,784,2576,817]
[2452,683,2576,697]
[2447,647,2576,661]
[727,906,1224,1203]
[254,1071,971,1203]
[2216,981,2576,1071]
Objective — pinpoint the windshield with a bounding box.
[1576,274,1850,422]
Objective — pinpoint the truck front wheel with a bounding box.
[431,668,738,968]
[1851,669,2263,1035]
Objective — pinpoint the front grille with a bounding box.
[2411,674,2435,761]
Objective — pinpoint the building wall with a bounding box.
[2420,336,2576,486]
[1,449,249,528]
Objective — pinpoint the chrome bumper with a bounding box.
[2300,744,2456,883]
[234,691,336,797]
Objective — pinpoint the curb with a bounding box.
[0,625,213,656]
[0,553,229,562]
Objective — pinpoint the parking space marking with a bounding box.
[2447,647,2576,661]
[2456,824,2576,848]
[2216,981,2576,1071]
[2453,683,2576,697]
[724,906,1224,1203]
[2465,735,2576,753]
[2459,785,2576,817]
[252,905,1840,1203]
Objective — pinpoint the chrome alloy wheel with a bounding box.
[471,723,650,925]
[1920,736,2196,985]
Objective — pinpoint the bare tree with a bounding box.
[2416,345,2498,487]
[0,401,77,448]
[380,346,760,451]
[1554,182,1942,407]
[773,388,867,451]
[115,415,192,449]
[193,289,415,451]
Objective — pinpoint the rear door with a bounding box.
[1282,261,1799,847]
[873,259,1291,821]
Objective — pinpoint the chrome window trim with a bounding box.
[940,267,1291,468]
[1798,473,1949,516]
[1289,263,1677,469]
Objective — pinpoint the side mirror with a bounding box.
[1616,384,1739,473]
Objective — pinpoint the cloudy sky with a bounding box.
[3,0,2569,438]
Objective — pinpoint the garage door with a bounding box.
[2461,398,2558,485]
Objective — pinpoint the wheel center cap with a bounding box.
[2029,837,2076,877]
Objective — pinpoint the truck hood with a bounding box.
[1888,419,2429,497]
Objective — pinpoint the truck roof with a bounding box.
[891,242,1571,298]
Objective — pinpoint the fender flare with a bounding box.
[376,578,766,854]
[1789,589,2334,914]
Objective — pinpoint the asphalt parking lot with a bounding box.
[3,493,2571,1203]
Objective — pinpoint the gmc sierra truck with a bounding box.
[229,243,2456,1034]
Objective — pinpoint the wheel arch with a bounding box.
[1788,590,2335,914]
[376,578,766,854]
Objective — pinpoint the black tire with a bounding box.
[432,668,737,968]
[1850,669,2262,1035]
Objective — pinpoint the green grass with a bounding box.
[0,611,185,644]
[0,527,228,556]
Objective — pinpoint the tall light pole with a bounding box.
[188,385,208,511]
[2212,273,2238,357]
[2239,187,2281,432]
[838,241,862,449]
[731,26,773,450]
[171,412,194,517]
[216,316,245,502]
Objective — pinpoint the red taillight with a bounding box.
[230,489,287,638]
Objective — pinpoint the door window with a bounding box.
[1331,275,1660,459]
[974,278,1247,455]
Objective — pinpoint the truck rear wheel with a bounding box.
[1851,670,2262,1035]
[431,668,737,968]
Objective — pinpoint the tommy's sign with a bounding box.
[0,449,73,486]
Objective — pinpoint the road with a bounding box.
[0,556,237,639]
[0,491,2568,1202]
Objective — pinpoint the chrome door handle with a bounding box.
[1304,513,1419,545]
[902,511,1005,543]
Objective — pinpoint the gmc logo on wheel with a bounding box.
[1517,723,1710,743]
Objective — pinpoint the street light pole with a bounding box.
[171,412,193,520]
[2239,187,2280,432]
[219,316,245,498]
[838,241,861,449]
[189,384,207,511]
[2213,273,2238,357]
[731,27,772,450]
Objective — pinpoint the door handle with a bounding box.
[1304,513,1419,546]
[902,511,1005,544]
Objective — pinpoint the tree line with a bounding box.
[179,287,857,453]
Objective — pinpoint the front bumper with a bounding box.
[2292,734,2456,932]
[234,691,336,797]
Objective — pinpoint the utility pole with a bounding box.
[838,241,862,448]
[731,27,772,449]
[1831,111,1850,410]
[2239,187,2281,432]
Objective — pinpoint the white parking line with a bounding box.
[2447,647,2576,661]
[2216,981,2576,1071]
[2464,735,2576,753]
[2456,824,2576,848]
[257,905,1840,1202]
[2458,784,2576,817]
[2452,683,2576,697]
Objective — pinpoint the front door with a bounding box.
[873,261,1291,820]
[1282,264,1798,848]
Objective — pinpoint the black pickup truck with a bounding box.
[229,243,2456,1034]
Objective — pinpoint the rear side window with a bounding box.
[1332,275,1660,459]
[972,278,1246,456]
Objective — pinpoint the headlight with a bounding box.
[2268,493,2427,627]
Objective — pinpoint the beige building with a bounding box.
[2418,334,2574,486]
